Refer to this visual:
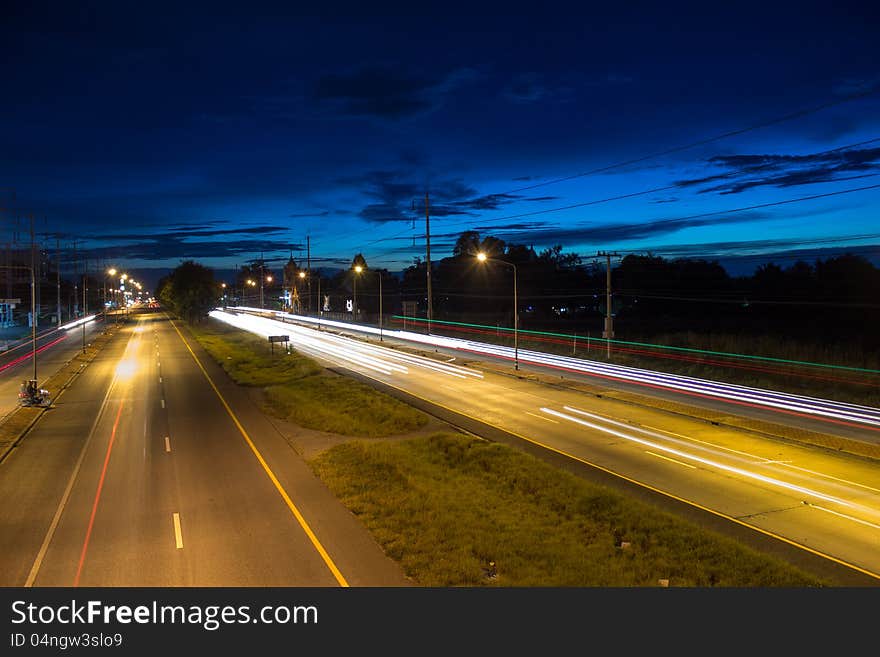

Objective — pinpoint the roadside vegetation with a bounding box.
[190,316,830,587]
[311,433,827,586]
[189,320,428,437]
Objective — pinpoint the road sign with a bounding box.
[268,335,289,343]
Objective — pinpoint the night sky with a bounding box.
[2,2,879,290]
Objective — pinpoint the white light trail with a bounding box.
[60,314,97,330]
[540,406,852,506]
[229,307,880,429]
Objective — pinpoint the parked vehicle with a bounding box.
[18,379,50,407]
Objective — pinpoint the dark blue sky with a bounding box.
[2,1,879,290]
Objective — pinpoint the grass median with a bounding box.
[190,316,829,587]
[189,320,428,437]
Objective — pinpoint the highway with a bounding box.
[249,308,880,444]
[213,309,880,583]
[0,311,411,586]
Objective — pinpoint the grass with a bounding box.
[189,320,428,438]
[310,433,829,587]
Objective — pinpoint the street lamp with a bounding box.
[354,265,383,341]
[477,252,518,370]
[106,268,116,318]
[352,265,361,321]
[261,274,273,310]
[298,270,306,313]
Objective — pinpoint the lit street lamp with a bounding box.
[354,265,383,341]
[477,252,518,370]
[352,266,359,320]
[105,267,116,318]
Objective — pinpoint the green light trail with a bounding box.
[390,315,880,375]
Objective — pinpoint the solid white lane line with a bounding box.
[806,503,880,530]
[165,436,171,452]
[541,407,852,507]
[161,399,165,409]
[172,513,183,549]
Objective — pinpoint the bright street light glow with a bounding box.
[476,252,487,262]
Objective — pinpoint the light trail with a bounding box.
[230,307,880,430]
[540,406,854,507]
[212,309,483,379]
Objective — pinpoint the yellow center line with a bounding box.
[526,410,558,423]
[172,513,184,549]
[645,450,697,469]
[168,316,349,586]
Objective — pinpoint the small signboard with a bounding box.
[268,334,289,355]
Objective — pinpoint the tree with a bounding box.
[452,231,481,257]
[351,253,368,270]
[157,260,218,323]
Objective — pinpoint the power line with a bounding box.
[342,138,880,268]
[311,105,880,267]
[430,136,880,234]
[490,86,880,196]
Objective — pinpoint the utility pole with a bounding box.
[306,234,311,313]
[597,251,620,359]
[410,193,433,334]
[56,237,61,327]
[82,266,87,352]
[29,213,36,335]
[425,191,432,334]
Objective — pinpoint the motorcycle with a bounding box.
[18,382,50,407]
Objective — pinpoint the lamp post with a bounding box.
[354,265,383,341]
[106,268,116,320]
[352,267,358,321]
[477,252,518,370]
[119,274,128,323]
[261,274,272,310]
[298,270,306,314]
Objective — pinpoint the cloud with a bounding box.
[342,170,560,224]
[676,146,880,195]
[470,211,772,247]
[501,70,631,105]
[289,211,330,218]
[88,225,291,242]
[312,65,480,119]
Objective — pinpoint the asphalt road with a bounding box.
[214,309,880,584]
[0,311,411,586]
